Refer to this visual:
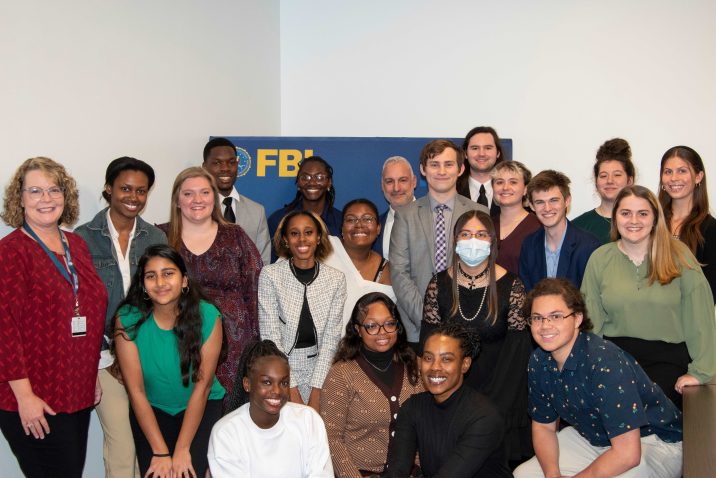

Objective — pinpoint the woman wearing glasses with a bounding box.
[0,158,106,477]
[268,156,342,261]
[320,292,422,477]
[324,199,396,328]
[581,185,715,409]
[420,209,533,464]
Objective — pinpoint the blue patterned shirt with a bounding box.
[527,332,682,447]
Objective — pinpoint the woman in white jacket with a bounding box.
[259,210,346,411]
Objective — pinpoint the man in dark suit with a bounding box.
[390,140,487,346]
[457,126,504,215]
[202,137,271,264]
[374,156,417,259]
[519,170,601,292]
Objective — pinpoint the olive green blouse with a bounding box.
[581,242,716,383]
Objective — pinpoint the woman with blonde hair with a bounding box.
[159,167,262,406]
[582,185,716,408]
[0,157,106,477]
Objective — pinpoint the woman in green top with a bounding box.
[581,185,716,409]
[573,138,635,244]
[114,244,225,478]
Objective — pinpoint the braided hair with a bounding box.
[284,156,336,209]
[423,321,481,360]
[226,339,289,413]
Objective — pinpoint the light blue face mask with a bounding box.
[455,238,491,267]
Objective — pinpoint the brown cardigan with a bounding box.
[320,357,423,477]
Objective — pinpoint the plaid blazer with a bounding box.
[258,260,347,388]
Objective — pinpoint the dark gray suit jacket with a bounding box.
[389,194,487,341]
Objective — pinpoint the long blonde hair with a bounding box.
[167,167,227,250]
[611,185,693,285]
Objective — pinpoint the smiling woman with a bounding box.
[0,157,107,478]
[581,185,716,409]
[158,167,263,411]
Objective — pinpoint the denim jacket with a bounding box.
[74,208,167,348]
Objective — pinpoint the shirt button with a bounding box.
[390,396,397,402]
[391,431,395,437]
[393,413,398,419]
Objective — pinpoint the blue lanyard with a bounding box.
[22,222,80,314]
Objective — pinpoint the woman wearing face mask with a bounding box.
[420,210,533,464]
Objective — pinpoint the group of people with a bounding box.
[0,127,713,478]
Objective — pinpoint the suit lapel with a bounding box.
[417,198,436,268]
[556,223,576,278]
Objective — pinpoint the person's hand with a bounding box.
[17,393,56,439]
[289,386,303,404]
[108,360,124,385]
[172,447,197,478]
[145,456,172,478]
[94,376,103,405]
[675,373,700,394]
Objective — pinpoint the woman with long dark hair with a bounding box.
[582,185,716,409]
[208,339,333,477]
[320,292,422,477]
[267,156,342,260]
[658,145,715,300]
[114,244,225,478]
[420,209,533,463]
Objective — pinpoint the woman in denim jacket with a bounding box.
[74,156,166,478]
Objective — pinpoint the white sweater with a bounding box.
[208,402,334,478]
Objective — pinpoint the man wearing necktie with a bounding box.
[457,126,504,215]
[202,137,271,264]
[389,140,487,349]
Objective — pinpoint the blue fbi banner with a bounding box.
[221,136,512,218]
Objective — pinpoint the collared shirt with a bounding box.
[105,209,135,296]
[544,225,567,278]
[527,332,682,447]
[427,194,456,251]
[468,176,493,205]
[219,187,242,220]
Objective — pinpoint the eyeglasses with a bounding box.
[457,230,490,240]
[298,173,329,183]
[22,186,65,200]
[528,311,575,326]
[357,320,399,335]
[344,215,377,226]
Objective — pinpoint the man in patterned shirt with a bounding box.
[514,278,683,478]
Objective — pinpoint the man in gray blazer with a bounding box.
[202,137,271,264]
[390,139,487,346]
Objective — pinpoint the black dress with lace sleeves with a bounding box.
[420,269,534,462]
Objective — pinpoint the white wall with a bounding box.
[280,0,716,215]
[0,1,280,476]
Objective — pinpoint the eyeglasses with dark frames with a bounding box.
[357,320,399,335]
[528,311,576,326]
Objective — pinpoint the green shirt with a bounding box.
[119,300,225,415]
[572,208,611,245]
[581,242,716,383]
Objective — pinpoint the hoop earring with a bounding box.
[142,288,150,300]
[182,284,190,295]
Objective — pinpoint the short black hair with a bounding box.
[203,137,237,162]
[103,156,156,202]
[423,322,481,359]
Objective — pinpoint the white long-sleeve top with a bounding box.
[208,402,334,478]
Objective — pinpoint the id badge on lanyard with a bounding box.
[22,223,86,337]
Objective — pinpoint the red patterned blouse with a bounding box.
[0,229,107,412]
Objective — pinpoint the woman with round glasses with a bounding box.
[582,185,716,409]
[324,199,396,329]
[320,292,422,477]
[658,145,715,300]
[420,209,533,463]
[268,156,342,261]
[0,157,107,477]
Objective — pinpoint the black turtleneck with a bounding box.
[359,345,394,386]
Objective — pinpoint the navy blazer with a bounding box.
[518,221,601,292]
[373,210,389,256]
